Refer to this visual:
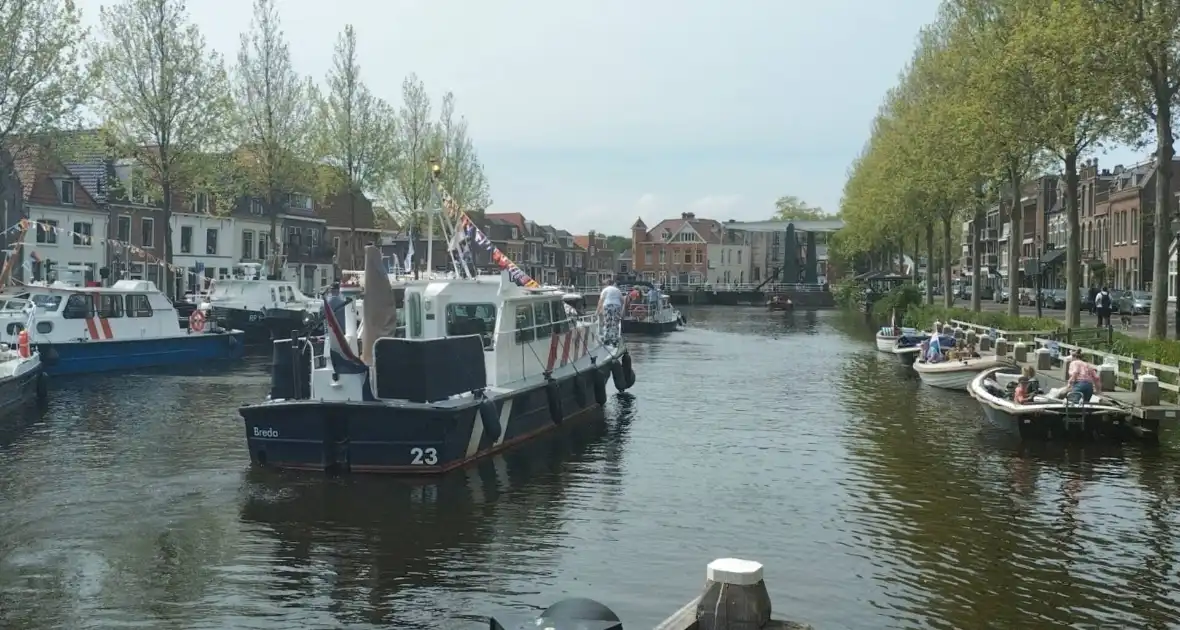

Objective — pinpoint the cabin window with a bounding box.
[269,287,278,302]
[62,294,93,319]
[125,294,152,318]
[99,294,123,318]
[550,300,570,334]
[406,292,423,337]
[36,322,52,334]
[6,323,23,335]
[31,294,61,312]
[533,301,552,338]
[514,304,535,343]
[446,303,496,338]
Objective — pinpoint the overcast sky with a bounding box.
[76,0,1148,236]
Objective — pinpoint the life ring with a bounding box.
[572,373,587,407]
[189,309,206,333]
[545,378,564,424]
[478,398,502,443]
[622,351,636,388]
[592,367,608,405]
[17,329,30,358]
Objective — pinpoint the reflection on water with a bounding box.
[0,308,1179,628]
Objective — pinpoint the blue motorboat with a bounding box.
[0,280,245,376]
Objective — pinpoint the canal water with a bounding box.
[2,307,1180,629]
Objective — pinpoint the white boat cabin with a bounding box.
[0,280,187,345]
[205,263,319,313]
[351,273,606,391]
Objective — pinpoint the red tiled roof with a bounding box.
[573,235,590,250]
[485,212,526,231]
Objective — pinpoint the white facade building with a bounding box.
[171,211,236,290]
[24,202,110,284]
[235,215,272,270]
[707,243,751,286]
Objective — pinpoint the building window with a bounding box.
[206,228,218,255]
[333,236,340,255]
[36,219,58,244]
[72,221,92,246]
[251,199,265,215]
[287,226,301,246]
[141,218,155,248]
[659,250,666,264]
[644,249,652,265]
[195,193,209,214]
[696,250,704,264]
[60,181,75,205]
[180,226,193,253]
[564,252,572,266]
[117,216,131,243]
[258,232,269,260]
[287,193,312,210]
[242,230,254,259]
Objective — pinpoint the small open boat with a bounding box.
[875,325,917,352]
[893,333,953,366]
[968,366,1130,439]
[767,296,793,312]
[913,353,1013,390]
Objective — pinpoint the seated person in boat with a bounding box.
[1062,348,1101,402]
[1013,366,1039,404]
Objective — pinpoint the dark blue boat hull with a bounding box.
[39,332,246,376]
[240,360,626,474]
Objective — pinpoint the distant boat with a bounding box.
[0,280,245,376]
[0,297,47,421]
[202,263,322,343]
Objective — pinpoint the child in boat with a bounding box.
[1013,366,1039,403]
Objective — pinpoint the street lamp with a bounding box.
[1034,235,1044,320]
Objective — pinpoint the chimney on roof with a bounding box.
[681,212,688,219]
[685,212,695,219]
[1114,164,1125,174]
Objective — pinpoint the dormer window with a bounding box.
[661,229,671,241]
[251,199,265,215]
[194,193,209,214]
[511,228,519,239]
[60,180,75,205]
[287,193,312,210]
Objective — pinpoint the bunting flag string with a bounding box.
[2,218,220,283]
[430,175,541,288]
[459,214,540,288]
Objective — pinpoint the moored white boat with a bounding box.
[203,263,322,343]
[912,354,1013,390]
[0,298,47,419]
[968,366,1131,439]
[0,280,245,376]
[875,326,918,352]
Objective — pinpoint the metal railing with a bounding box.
[565,282,828,294]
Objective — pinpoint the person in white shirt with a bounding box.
[596,279,624,345]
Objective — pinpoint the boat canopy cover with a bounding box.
[362,245,399,364]
[897,333,956,348]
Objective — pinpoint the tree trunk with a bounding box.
[1064,150,1082,327]
[943,215,953,309]
[1149,91,1174,339]
[268,191,279,280]
[912,233,920,283]
[971,200,983,312]
[1007,169,1024,319]
[925,222,935,305]
[162,176,174,299]
[349,186,357,268]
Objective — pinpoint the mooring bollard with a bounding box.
[1034,347,1052,371]
[953,326,965,340]
[1098,363,1117,392]
[1062,355,1074,379]
[965,329,977,344]
[653,559,813,630]
[995,337,1008,357]
[1138,373,1160,407]
[1013,341,1028,363]
[979,333,992,352]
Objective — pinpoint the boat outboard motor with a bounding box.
[490,598,623,630]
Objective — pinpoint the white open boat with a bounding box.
[875,326,917,352]
[912,354,1013,390]
[969,366,1130,439]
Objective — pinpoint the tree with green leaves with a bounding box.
[316,24,398,266]
[772,195,827,221]
[434,92,491,215]
[1008,0,1124,324]
[382,73,434,231]
[1103,0,1180,338]
[91,0,231,297]
[0,0,89,245]
[232,0,318,276]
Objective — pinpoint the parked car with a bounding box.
[1041,289,1067,309]
[1081,288,1095,311]
[1121,290,1152,315]
[998,288,1010,303]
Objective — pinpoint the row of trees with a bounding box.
[0,0,490,277]
[836,0,1180,339]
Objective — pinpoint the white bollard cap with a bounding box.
[1098,363,1116,372]
[1012,341,1027,348]
[707,558,764,586]
[1139,373,1159,383]
[1034,347,1049,354]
